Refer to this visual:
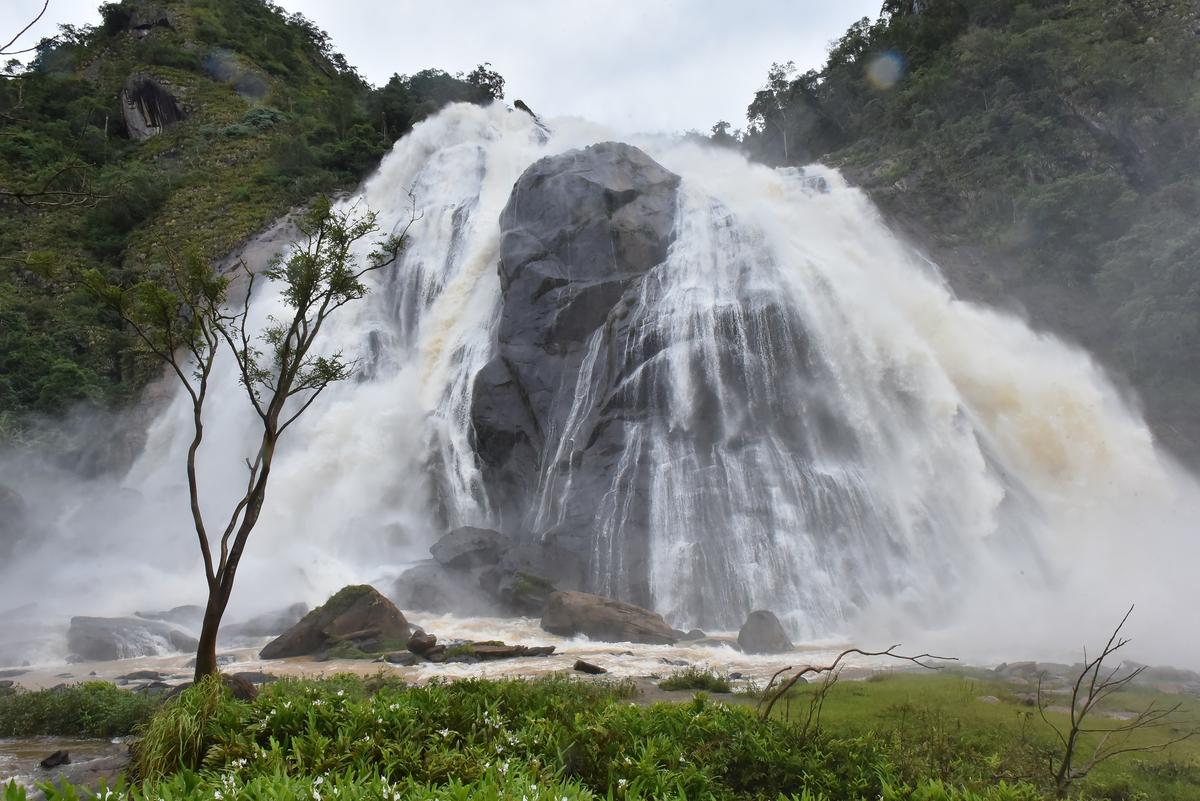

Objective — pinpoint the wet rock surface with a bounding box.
[67,616,199,662]
[736,610,793,655]
[469,142,680,604]
[542,590,678,645]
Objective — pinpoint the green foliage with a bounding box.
[0,681,156,737]
[742,0,1200,462]
[659,666,733,693]
[132,675,240,781]
[0,0,501,438]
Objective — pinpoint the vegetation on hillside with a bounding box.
[0,0,502,440]
[735,0,1200,465]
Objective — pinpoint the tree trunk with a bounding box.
[193,592,224,680]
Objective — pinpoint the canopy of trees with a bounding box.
[739,0,1200,466]
[0,0,503,443]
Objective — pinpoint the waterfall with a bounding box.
[1,102,1196,666]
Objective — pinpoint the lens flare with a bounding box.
[866,50,905,90]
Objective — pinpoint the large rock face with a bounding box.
[541,590,677,644]
[469,142,680,605]
[68,616,198,661]
[260,585,410,659]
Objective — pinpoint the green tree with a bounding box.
[84,196,418,679]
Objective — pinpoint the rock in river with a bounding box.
[541,590,677,644]
[260,585,411,659]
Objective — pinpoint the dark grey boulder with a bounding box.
[430,526,512,569]
[541,590,677,645]
[469,142,680,606]
[736,610,793,655]
[260,585,411,659]
[67,616,198,661]
[392,560,494,615]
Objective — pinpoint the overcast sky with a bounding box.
[4,0,881,134]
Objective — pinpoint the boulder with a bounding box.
[479,569,558,616]
[469,142,680,605]
[67,616,199,661]
[260,585,411,659]
[392,560,493,615]
[222,602,309,639]
[407,630,437,654]
[430,526,511,569]
[736,610,793,655]
[541,590,677,644]
[573,659,607,675]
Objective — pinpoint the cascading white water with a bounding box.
[1,102,1196,666]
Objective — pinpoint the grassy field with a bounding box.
[2,671,1196,800]
[753,672,1200,801]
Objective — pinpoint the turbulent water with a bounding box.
[1,103,1197,666]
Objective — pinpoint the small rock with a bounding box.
[660,657,689,666]
[40,750,70,769]
[573,659,607,675]
[729,672,744,680]
[679,629,706,641]
[407,630,438,655]
[117,670,165,682]
[977,695,1001,704]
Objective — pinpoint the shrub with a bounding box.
[0,682,156,737]
[659,666,732,693]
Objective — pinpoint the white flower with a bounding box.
[438,728,452,738]
[213,792,223,801]
[314,776,325,786]
[617,779,627,788]
[336,689,345,697]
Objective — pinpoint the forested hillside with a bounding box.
[0,0,501,440]
[739,0,1200,466]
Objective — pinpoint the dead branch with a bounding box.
[757,644,956,732]
[1040,605,1198,798]
[1,0,49,56]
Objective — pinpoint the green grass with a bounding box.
[3,673,1195,800]
[766,672,1200,801]
[658,666,732,693]
[0,681,157,737]
[8,673,1041,801]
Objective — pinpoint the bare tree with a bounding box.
[757,644,956,735]
[1,0,50,58]
[1039,605,1196,798]
[85,195,419,679]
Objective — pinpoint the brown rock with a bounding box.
[541,590,677,644]
[260,585,411,659]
